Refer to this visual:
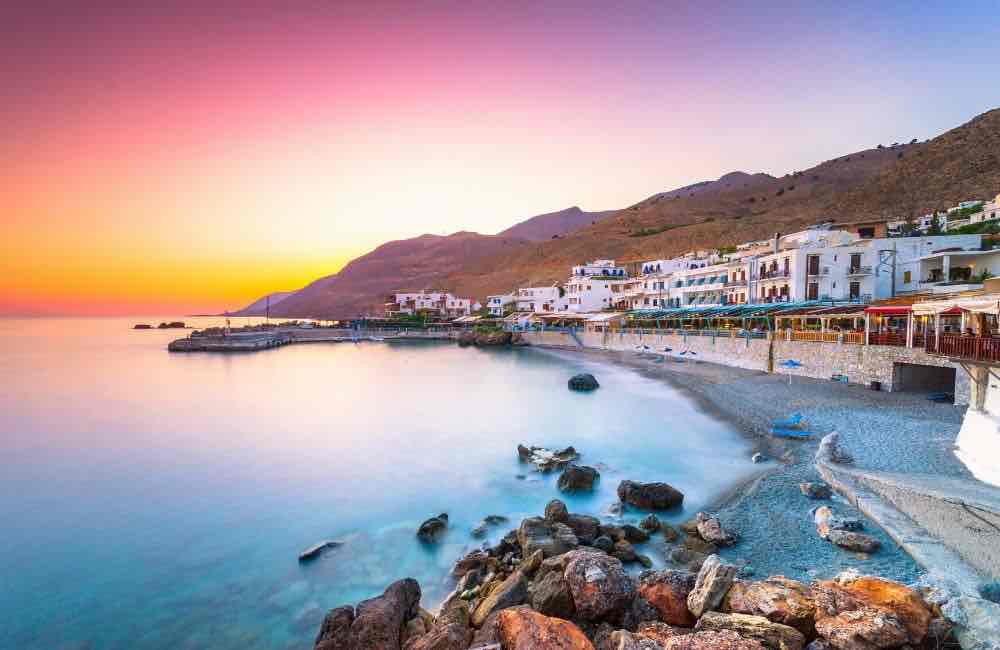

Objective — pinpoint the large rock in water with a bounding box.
[696,612,806,650]
[687,554,737,618]
[518,516,579,558]
[315,578,421,650]
[496,606,595,649]
[638,570,698,626]
[723,576,816,637]
[563,549,635,621]
[568,373,600,391]
[518,444,580,472]
[558,464,600,492]
[618,480,684,510]
[416,513,448,542]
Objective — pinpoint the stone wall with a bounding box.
[520,329,970,405]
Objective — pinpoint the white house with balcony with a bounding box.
[968,193,1000,225]
[486,293,515,317]
[386,290,475,318]
[516,286,565,312]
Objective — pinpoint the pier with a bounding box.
[167,326,456,352]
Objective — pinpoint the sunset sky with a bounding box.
[3,1,1000,315]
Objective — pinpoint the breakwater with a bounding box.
[167,327,457,351]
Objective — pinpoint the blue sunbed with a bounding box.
[770,427,812,439]
[771,412,803,428]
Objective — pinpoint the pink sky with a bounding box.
[3,1,998,315]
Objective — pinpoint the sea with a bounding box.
[0,316,759,649]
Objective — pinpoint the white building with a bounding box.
[385,291,474,318]
[486,293,515,317]
[516,286,565,312]
[968,193,1000,226]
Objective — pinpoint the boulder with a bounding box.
[659,629,766,649]
[347,578,421,650]
[545,499,570,523]
[593,535,615,553]
[622,525,650,543]
[696,612,805,650]
[613,539,639,564]
[452,550,489,576]
[638,570,698,626]
[417,513,449,542]
[403,601,472,650]
[566,514,602,545]
[694,513,738,547]
[666,546,710,574]
[618,480,684,510]
[496,607,596,649]
[518,517,579,558]
[535,555,568,582]
[639,514,661,532]
[799,483,832,500]
[722,576,816,637]
[687,554,737,618]
[635,621,693,644]
[682,535,719,557]
[569,373,600,391]
[826,530,880,554]
[621,594,661,631]
[469,610,501,648]
[660,523,679,543]
[470,514,509,539]
[521,549,544,576]
[813,575,932,646]
[518,444,581,472]
[471,570,529,627]
[563,549,636,621]
[559,464,600,492]
[607,630,664,649]
[314,605,354,650]
[530,570,576,619]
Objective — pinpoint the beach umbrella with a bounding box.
[779,359,803,385]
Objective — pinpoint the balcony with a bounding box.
[847,265,872,276]
[758,269,790,281]
[807,266,830,277]
[926,334,1000,363]
[724,278,748,287]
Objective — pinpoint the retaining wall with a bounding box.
[521,330,970,405]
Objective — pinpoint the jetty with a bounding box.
[167,326,455,352]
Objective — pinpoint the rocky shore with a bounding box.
[312,494,966,649]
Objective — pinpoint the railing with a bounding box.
[848,265,873,276]
[926,334,1000,362]
[869,332,907,347]
[724,279,748,287]
[758,270,790,280]
[807,267,829,276]
[843,332,865,345]
[790,330,839,343]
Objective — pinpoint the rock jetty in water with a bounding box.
[618,479,685,510]
[567,373,600,391]
[312,500,964,650]
[298,540,342,562]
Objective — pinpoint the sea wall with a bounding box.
[521,330,970,405]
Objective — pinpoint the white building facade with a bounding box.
[386,291,474,318]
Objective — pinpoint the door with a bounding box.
[807,282,819,300]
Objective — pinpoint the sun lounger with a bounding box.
[771,412,803,428]
[770,426,812,439]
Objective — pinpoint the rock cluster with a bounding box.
[457,330,513,346]
[813,507,880,554]
[314,501,951,650]
[518,444,581,472]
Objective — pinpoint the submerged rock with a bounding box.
[618,480,685,510]
[299,539,342,562]
[416,513,449,542]
[471,514,509,538]
[568,373,600,391]
[558,464,600,492]
[639,514,661,532]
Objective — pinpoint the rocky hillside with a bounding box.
[230,290,296,317]
[271,232,533,319]
[443,109,1000,301]
[498,206,616,242]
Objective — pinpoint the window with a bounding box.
[903,271,912,284]
[849,282,860,299]
[807,282,819,300]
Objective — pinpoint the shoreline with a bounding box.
[529,341,969,585]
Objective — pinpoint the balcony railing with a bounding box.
[848,265,872,276]
[758,269,790,280]
[869,332,906,347]
[926,334,1000,362]
[807,267,829,277]
[724,278,748,287]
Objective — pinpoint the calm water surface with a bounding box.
[0,317,757,649]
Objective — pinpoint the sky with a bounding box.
[3,1,1000,316]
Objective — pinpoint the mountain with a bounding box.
[441,109,1000,301]
[270,232,533,319]
[230,291,296,317]
[498,206,616,241]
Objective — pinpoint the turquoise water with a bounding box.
[0,317,757,649]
